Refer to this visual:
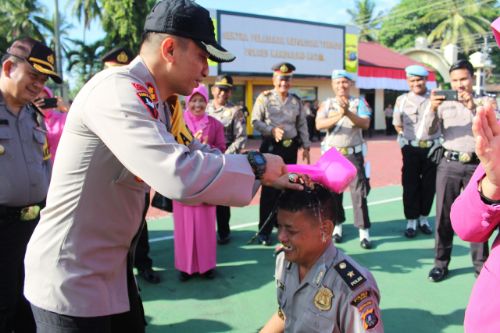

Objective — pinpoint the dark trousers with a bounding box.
[258,138,299,236]
[385,117,394,135]
[31,260,145,333]
[332,152,371,230]
[216,205,231,239]
[133,193,153,272]
[434,159,489,272]
[0,212,39,333]
[401,145,437,220]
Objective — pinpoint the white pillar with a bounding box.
[374,89,385,130]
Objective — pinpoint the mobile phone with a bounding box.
[435,90,458,101]
[40,97,58,109]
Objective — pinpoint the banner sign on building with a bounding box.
[217,11,345,77]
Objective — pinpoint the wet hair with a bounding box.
[276,184,335,223]
[449,59,474,76]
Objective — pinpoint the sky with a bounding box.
[41,0,400,43]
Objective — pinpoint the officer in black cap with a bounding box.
[252,62,311,245]
[0,37,60,332]
[101,47,161,284]
[101,46,133,68]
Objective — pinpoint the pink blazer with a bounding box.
[451,166,500,333]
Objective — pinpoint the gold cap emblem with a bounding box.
[280,64,289,73]
[117,51,129,64]
[47,54,55,65]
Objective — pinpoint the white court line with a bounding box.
[149,196,402,243]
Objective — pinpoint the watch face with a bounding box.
[255,154,264,164]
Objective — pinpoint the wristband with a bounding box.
[479,179,500,205]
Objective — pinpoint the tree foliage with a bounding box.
[347,0,382,42]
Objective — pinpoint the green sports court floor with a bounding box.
[138,185,478,332]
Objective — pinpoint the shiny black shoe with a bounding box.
[404,228,417,238]
[217,235,231,245]
[428,267,448,282]
[138,268,161,284]
[178,271,192,282]
[258,234,272,246]
[360,238,372,249]
[201,269,216,279]
[418,223,432,235]
[332,234,342,243]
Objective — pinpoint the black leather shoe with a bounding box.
[178,271,192,282]
[201,269,215,279]
[217,235,231,245]
[404,228,417,238]
[428,267,448,282]
[419,223,432,235]
[258,234,272,246]
[139,268,161,284]
[332,234,342,243]
[360,238,372,249]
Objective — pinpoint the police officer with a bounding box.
[393,65,440,238]
[252,62,311,245]
[260,184,383,333]
[0,37,61,332]
[426,59,489,282]
[206,74,247,245]
[23,1,301,332]
[316,70,373,249]
[102,46,161,284]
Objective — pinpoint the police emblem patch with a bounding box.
[313,286,334,311]
[132,82,159,119]
[362,308,379,329]
[351,290,371,307]
[146,82,158,103]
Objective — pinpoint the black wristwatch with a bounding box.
[246,151,267,180]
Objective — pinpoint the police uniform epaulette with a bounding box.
[334,260,367,290]
[262,90,273,96]
[29,104,45,127]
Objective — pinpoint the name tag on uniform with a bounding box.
[0,119,8,125]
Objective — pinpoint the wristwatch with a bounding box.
[246,151,267,180]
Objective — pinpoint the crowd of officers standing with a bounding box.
[0,23,495,333]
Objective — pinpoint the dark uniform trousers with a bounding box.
[331,152,371,229]
[216,205,231,240]
[0,208,39,333]
[401,145,437,220]
[435,159,489,272]
[133,193,153,272]
[258,138,299,236]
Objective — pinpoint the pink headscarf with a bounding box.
[40,86,67,163]
[492,17,500,47]
[184,84,209,134]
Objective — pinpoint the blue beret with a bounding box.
[405,65,428,77]
[331,69,354,81]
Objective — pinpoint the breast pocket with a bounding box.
[442,108,457,119]
[404,108,418,124]
[299,307,335,333]
[0,126,13,157]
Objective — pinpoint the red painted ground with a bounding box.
[147,133,402,219]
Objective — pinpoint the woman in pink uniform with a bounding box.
[451,18,500,333]
[33,86,69,163]
[173,84,226,281]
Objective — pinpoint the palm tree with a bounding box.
[71,0,101,42]
[0,0,49,50]
[42,13,74,59]
[422,0,494,53]
[347,0,382,42]
[66,39,105,84]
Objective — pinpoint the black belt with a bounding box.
[444,150,479,164]
[0,201,45,221]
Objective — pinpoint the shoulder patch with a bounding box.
[351,290,371,307]
[131,82,147,93]
[362,308,379,330]
[263,90,272,96]
[334,260,366,290]
[136,90,159,119]
[146,82,158,103]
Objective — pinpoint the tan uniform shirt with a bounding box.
[251,90,310,148]
[393,91,440,141]
[206,100,247,154]
[275,243,384,333]
[24,56,258,317]
[0,94,51,206]
[426,96,488,153]
[317,96,371,149]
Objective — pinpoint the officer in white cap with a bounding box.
[23,0,302,331]
[316,69,373,249]
[393,64,440,238]
[425,59,489,282]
